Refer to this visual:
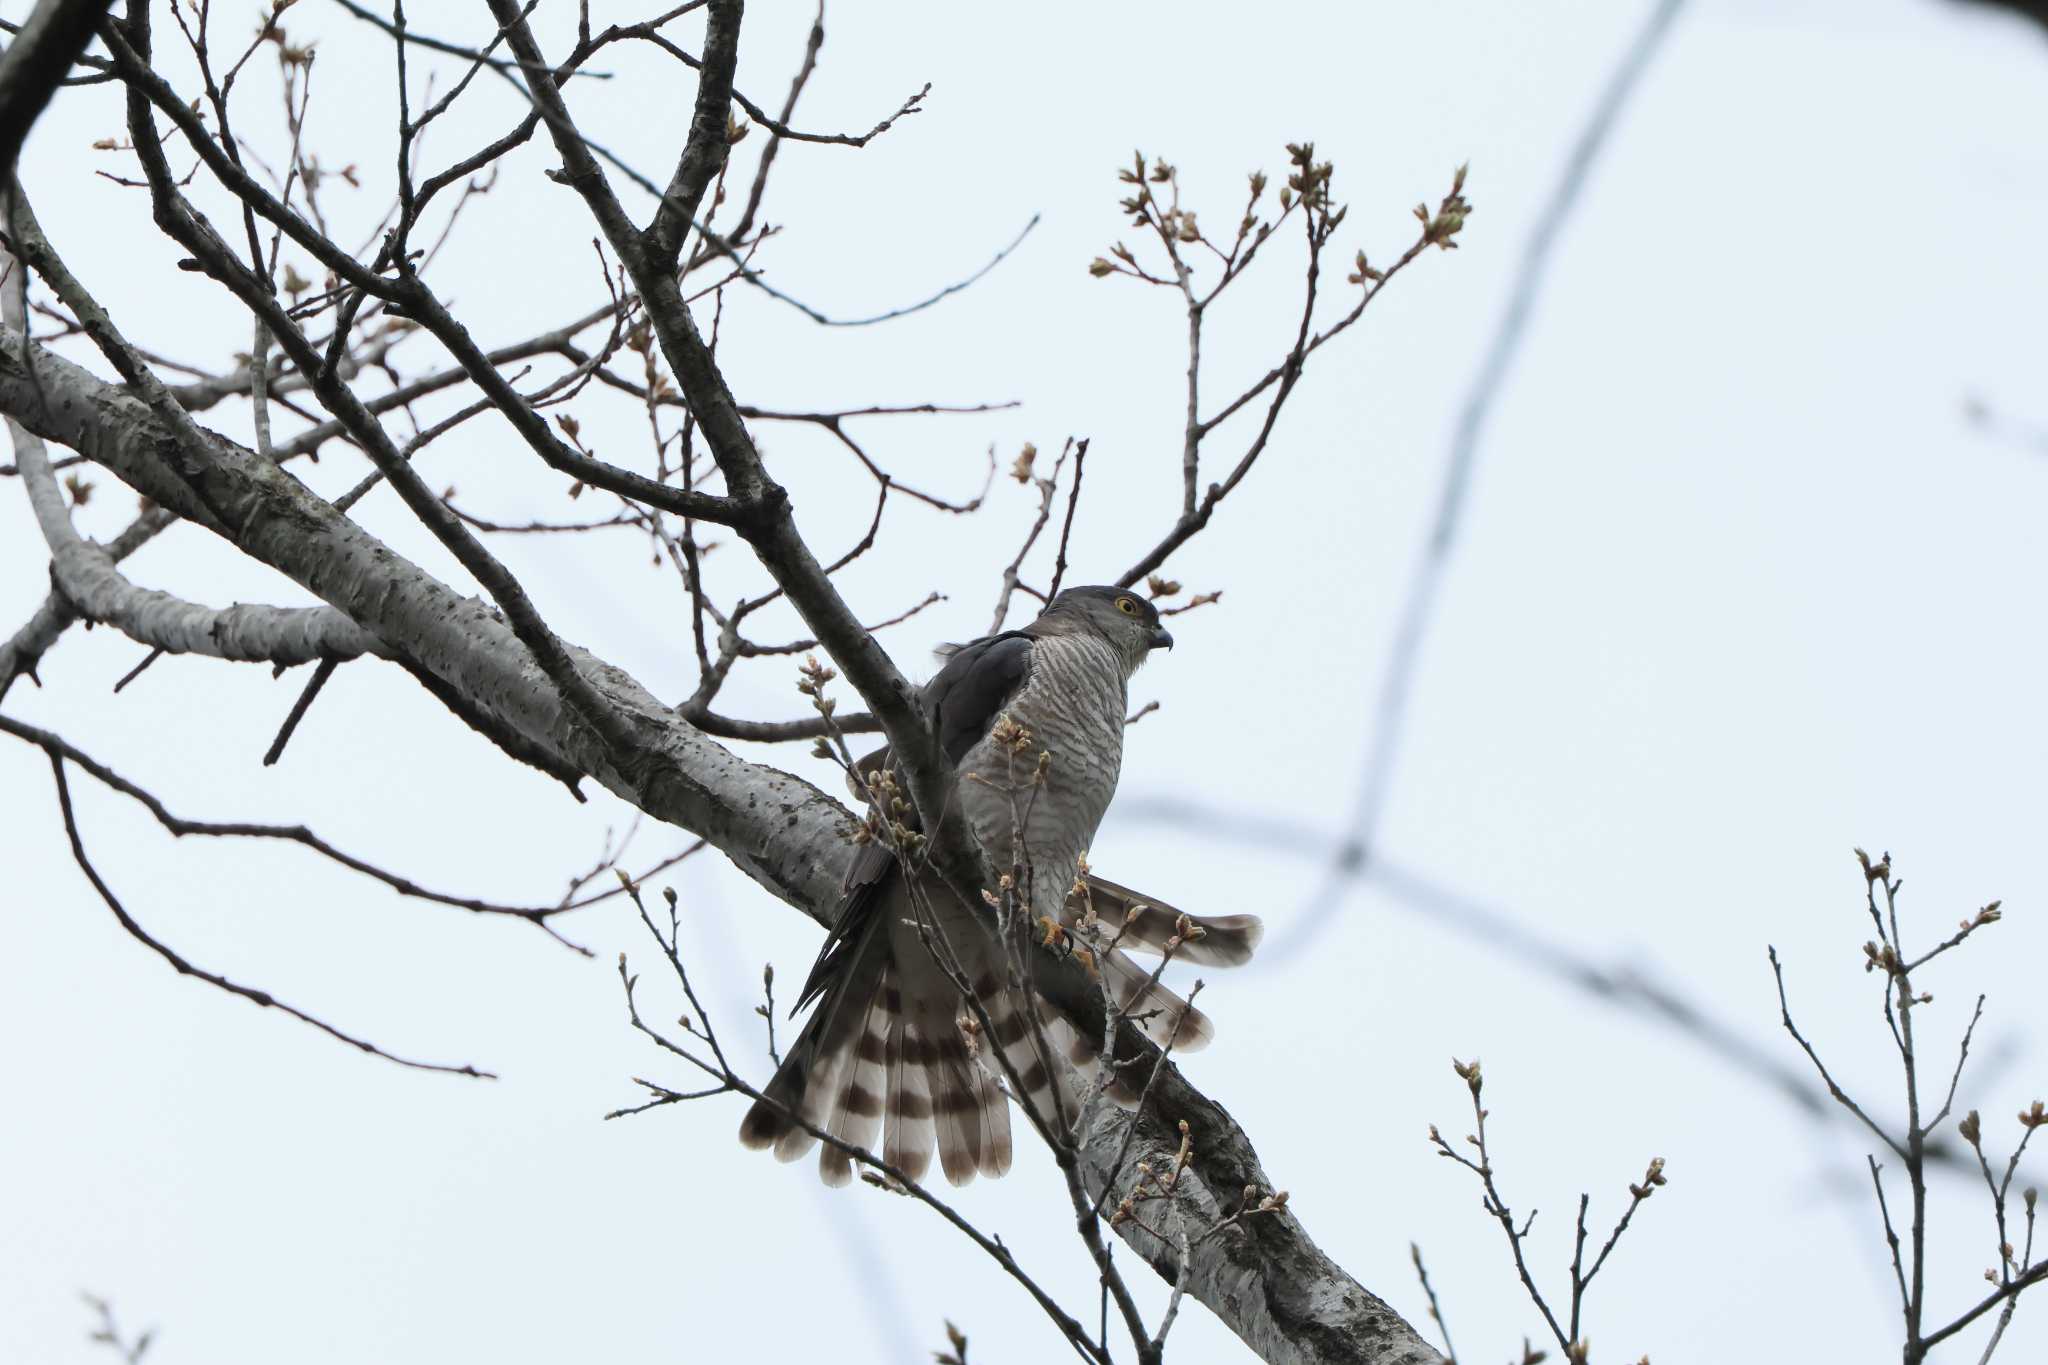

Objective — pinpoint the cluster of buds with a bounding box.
[1281,141,1335,214]
[1096,149,1319,280]
[1114,153,1175,224]
[1159,912,1205,959]
[988,715,1027,751]
[1109,1121,1202,1228]
[1244,168,1271,240]
[1416,161,1471,251]
[796,654,839,719]
[1453,1056,1484,1098]
[1071,901,1101,937]
[1069,864,1102,940]
[1628,1156,1669,1201]
[1854,846,1893,885]
[987,715,1043,764]
[1009,441,1038,482]
[1036,913,1097,973]
[1243,1182,1291,1214]
[850,766,916,846]
[1108,1189,1140,1228]
[259,1,317,68]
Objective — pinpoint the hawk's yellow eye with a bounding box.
[1115,596,1140,615]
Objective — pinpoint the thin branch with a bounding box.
[1046,438,1087,601]
[1769,945,1906,1157]
[989,438,1072,634]
[695,213,1040,327]
[43,750,495,1078]
[1,713,593,952]
[1921,1262,2048,1355]
[262,657,340,765]
[1872,1157,1913,1325]
[329,0,619,79]
[1410,1243,1458,1364]
[111,643,164,692]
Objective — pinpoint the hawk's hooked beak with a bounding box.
[1150,626,1175,651]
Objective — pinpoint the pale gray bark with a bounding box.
[0,4,1447,1351]
[1,236,388,674]
[1077,1077,1446,1365]
[0,502,172,701]
[10,414,391,666]
[0,317,1442,1365]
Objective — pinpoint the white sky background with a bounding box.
[3,0,2047,1361]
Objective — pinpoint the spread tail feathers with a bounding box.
[740,924,1011,1187]
[743,867,1260,1185]
[1069,874,1264,967]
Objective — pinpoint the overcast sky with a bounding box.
[5,1,2048,1362]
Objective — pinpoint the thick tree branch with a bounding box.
[0,0,114,183]
[9,397,389,666]
[2,199,385,671]
[0,8,1455,1356]
[9,337,859,938]
[0,501,171,700]
[1076,1054,1444,1365]
[0,311,1437,1365]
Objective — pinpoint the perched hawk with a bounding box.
[740,585,1263,1185]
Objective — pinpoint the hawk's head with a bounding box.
[1039,585,1173,668]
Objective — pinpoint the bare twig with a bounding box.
[42,750,494,1078]
[1430,1059,1664,1358]
[262,657,340,766]
[2,713,595,952]
[1410,1243,1458,1364]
